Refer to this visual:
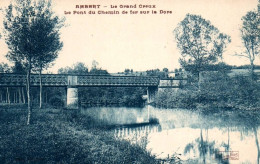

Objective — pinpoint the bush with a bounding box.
[49,96,64,108]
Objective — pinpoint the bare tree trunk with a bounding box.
[27,59,32,125]
[250,60,255,80]
[15,90,17,103]
[5,90,7,103]
[200,129,206,164]
[14,91,16,103]
[16,90,18,103]
[18,88,22,103]
[198,71,201,91]
[7,87,10,104]
[45,91,46,103]
[39,69,42,109]
[22,87,25,104]
[254,127,260,164]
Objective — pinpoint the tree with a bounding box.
[89,68,109,75]
[0,63,11,104]
[12,61,26,74]
[58,62,88,75]
[3,0,64,124]
[0,62,11,73]
[238,8,260,79]
[91,60,99,70]
[124,69,130,75]
[71,62,88,74]
[162,68,169,78]
[32,0,64,109]
[174,14,231,82]
[89,60,109,75]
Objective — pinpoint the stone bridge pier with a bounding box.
[67,76,78,109]
[147,87,158,104]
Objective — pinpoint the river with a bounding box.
[81,105,260,164]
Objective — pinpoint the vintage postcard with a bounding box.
[0,0,259,163]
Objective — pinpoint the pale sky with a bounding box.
[0,0,259,73]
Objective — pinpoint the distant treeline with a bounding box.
[177,63,260,73]
[232,65,260,69]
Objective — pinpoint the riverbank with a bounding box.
[0,105,158,163]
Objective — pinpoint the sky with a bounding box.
[0,0,259,73]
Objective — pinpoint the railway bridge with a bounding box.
[0,73,186,108]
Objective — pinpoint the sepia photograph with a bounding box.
[0,0,260,163]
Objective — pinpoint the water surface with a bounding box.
[81,106,260,164]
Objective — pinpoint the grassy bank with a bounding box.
[0,105,158,163]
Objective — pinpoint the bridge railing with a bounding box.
[158,79,187,88]
[0,73,160,87]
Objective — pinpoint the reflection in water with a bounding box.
[114,124,162,149]
[81,107,150,125]
[254,127,260,164]
[183,129,229,164]
[115,125,161,138]
[81,105,260,163]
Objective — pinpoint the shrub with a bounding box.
[49,96,64,108]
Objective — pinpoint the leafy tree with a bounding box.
[31,0,64,109]
[162,68,169,78]
[29,1,64,108]
[0,62,11,73]
[124,69,130,75]
[91,60,99,70]
[238,8,260,79]
[162,68,168,72]
[12,61,26,74]
[174,14,231,81]
[58,62,88,75]
[57,66,72,74]
[184,62,232,73]
[89,60,109,75]
[145,69,168,78]
[89,69,109,75]
[72,62,88,74]
[3,0,64,124]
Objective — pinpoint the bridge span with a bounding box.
[0,73,186,108]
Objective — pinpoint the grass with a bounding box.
[0,104,158,163]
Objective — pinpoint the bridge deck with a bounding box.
[0,73,160,87]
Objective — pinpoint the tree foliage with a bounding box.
[12,61,26,74]
[58,62,89,75]
[89,60,109,75]
[58,62,109,75]
[174,14,231,77]
[239,9,260,78]
[3,0,64,124]
[0,63,11,73]
[3,0,63,67]
[30,0,64,73]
